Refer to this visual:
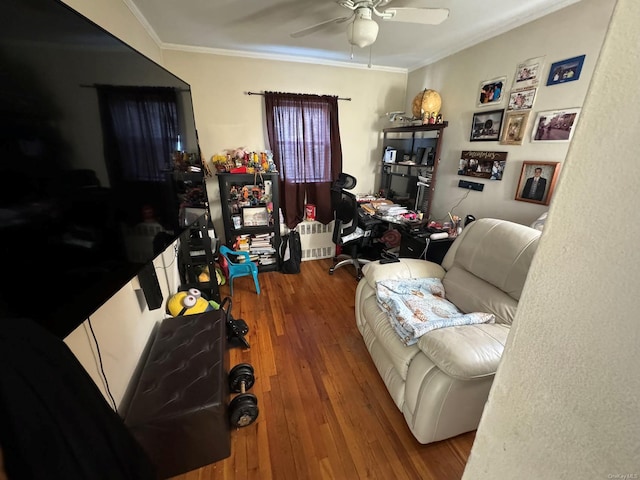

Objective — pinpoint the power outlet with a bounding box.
[458,179,485,191]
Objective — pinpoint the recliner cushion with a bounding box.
[417,323,510,380]
[443,266,518,325]
[361,259,446,291]
[442,218,540,303]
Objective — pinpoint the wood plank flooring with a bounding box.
[169,259,475,480]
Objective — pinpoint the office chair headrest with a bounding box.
[333,173,357,191]
[336,197,355,222]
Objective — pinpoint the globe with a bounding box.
[411,89,442,119]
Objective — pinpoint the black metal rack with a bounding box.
[380,122,448,218]
[178,214,221,303]
[217,172,281,272]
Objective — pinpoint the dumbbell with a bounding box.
[228,363,259,427]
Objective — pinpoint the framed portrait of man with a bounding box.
[514,161,561,205]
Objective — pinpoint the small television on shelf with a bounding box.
[383,173,418,209]
[0,0,205,338]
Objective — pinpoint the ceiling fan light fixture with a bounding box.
[347,14,379,48]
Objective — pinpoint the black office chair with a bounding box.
[329,173,377,280]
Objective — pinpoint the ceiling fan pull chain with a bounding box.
[350,44,354,60]
[368,45,372,68]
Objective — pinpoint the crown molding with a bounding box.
[122,0,163,47]
[161,43,408,74]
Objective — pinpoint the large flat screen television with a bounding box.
[0,0,205,338]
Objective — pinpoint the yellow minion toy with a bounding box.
[166,288,214,317]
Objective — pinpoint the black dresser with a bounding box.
[399,231,455,264]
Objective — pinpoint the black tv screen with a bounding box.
[0,0,205,337]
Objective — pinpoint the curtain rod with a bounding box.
[246,91,351,101]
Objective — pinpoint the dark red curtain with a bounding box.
[264,92,342,229]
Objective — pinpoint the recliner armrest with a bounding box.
[417,323,510,380]
[360,258,446,290]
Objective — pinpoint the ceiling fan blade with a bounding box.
[377,0,440,8]
[290,15,353,38]
[382,7,449,25]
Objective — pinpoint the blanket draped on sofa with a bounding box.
[376,278,495,346]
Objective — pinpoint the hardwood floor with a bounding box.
[169,259,475,480]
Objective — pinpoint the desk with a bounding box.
[399,231,455,264]
[362,210,454,263]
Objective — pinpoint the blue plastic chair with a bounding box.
[218,245,261,295]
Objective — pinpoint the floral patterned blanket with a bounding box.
[376,278,495,346]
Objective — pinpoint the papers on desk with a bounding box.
[360,203,377,215]
[356,193,378,202]
[359,200,419,224]
[360,198,393,215]
[376,204,409,216]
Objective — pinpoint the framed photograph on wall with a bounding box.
[546,55,586,86]
[512,56,545,90]
[470,109,504,142]
[514,161,561,206]
[531,108,581,142]
[507,87,537,110]
[500,111,531,145]
[477,76,507,107]
[458,151,508,180]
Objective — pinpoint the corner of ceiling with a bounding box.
[407,0,584,73]
[122,0,164,49]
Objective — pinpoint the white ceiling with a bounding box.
[128,0,582,71]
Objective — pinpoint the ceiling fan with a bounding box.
[290,0,449,49]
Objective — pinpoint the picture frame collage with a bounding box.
[465,53,585,204]
[471,54,584,145]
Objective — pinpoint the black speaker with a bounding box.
[138,263,163,310]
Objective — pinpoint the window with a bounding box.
[271,99,332,183]
[265,92,342,227]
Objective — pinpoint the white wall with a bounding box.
[464,0,640,476]
[407,0,616,226]
[64,250,180,407]
[162,50,407,239]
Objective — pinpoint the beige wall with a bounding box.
[407,0,615,226]
[62,0,163,64]
[162,50,406,237]
[464,0,640,476]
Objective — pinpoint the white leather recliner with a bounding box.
[355,218,541,443]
